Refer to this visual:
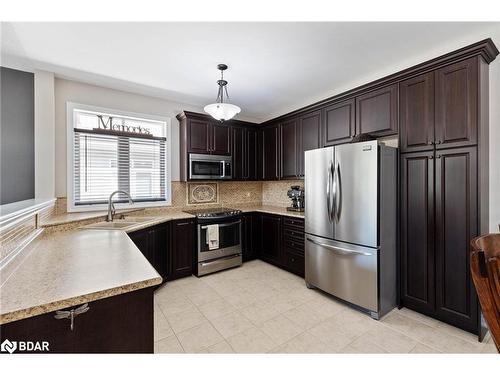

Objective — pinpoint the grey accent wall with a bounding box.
[1,67,35,205]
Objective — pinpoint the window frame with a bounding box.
[66,102,171,213]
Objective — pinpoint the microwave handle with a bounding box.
[221,161,225,178]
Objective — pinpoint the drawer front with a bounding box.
[283,227,304,241]
[284,239,304,256]
[283,217,305,229]
[283,251,305,277]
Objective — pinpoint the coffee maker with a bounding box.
[286,185,305,212]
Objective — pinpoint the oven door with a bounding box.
[198,219,241,261]
[189,154,231,180]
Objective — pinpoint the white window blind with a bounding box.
[72,108,168,207]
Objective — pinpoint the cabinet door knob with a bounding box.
[427,141,433,145]
[429,155,434,159]
[436,140,442,144]
[437,155,442,159]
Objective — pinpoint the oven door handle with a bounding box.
[200,220,241,230]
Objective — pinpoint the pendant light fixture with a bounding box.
[204,64,241,121]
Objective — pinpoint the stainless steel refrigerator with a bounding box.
[304,140,397,319]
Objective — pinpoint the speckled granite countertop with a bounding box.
[235,204,305,218]
[1,206,301,325]
[0,230,163,325]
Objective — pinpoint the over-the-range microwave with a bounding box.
[189,153,232,180]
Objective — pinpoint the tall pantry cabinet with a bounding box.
[399,54,494,338]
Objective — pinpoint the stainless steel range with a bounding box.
[183,208,242,276]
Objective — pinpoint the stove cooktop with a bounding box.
[183,207,242,218]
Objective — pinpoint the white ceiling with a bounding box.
[1,22,499,122]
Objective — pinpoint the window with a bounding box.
[67,103,171,212]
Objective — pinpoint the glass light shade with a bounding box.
[204,103,241,121]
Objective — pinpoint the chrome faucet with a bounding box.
[106,190,134,222]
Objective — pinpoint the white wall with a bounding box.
[488,28,500,232]
[34,70,55,199]
[54,78,204,197]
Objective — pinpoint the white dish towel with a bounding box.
[207,224,219,250]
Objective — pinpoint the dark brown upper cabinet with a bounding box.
[187,119,211,154]
[400,72,435,153]
[355,84,398,137]
[323,99,355,146]
[298,110,321,177]
[400,151,435,315]
[232,126,245,180]
[262,123,280,180]
[183,115,231,155]
[212,122,231,155]
[232,125,258,180]
[434,146,478,332]
[245,127,258,180]
[280,117,299,179]
[435,57,478,149]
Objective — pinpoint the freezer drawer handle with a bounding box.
[306,237,372,256]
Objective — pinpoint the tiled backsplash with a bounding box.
[262,180,304,207]
[54,180,302,214]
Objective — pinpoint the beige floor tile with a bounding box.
[167,306,208,334]
[227,327,277,353]
[396,307,441,328]
[198,298,236,320]
[176,322,224,353]
[240,299,281,325]
[263,293,304,314]
[211,311,256,338]
[410,343,440,353]
[420,328,483,353]
[157,294,196,318]
[283,299,343,330]
[435,321,483,344]
[185,286,223,307]
[258,315,304,345]
[307,318,359,350]
[480,341,498,353]
[205,340,235,353]
[223,290,258,309]
[273,332,328,353]
[154,308,175,341]
[341,336,388,353]
[154,336,185,353]
[380,310,436,341]
[363,325,418,353]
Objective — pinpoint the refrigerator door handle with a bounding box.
[306,237,373,256]
[334,162,342,222]
[330,162,336,221]
[326,161,334,221]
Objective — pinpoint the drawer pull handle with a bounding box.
[54,303,90,331]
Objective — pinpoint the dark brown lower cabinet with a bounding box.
[242,213,258,262]
[401,151,435,315]
[434,147,478,332]
[128,219,194,283]
[128,223,170,281]
[401,146,480,334]
[252,213,305,278]
[0,287,154,353]
[259,214,282,265]
[170,219,195,280]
